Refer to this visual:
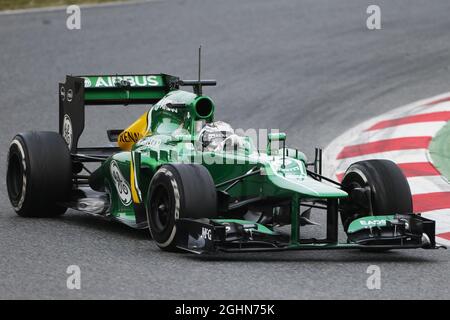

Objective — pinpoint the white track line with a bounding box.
[324,92,450,246]
[416,102,450,114]
[323,92,450,178]
[422,210,450,233]
[434,237,450,247]
[0,0,160,16]
[407,176,450,195]
[351,122,445,145]
[334,149,431,176]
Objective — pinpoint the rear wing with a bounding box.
[59,74,180,153]
[76,74,180,105]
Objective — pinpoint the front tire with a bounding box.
[6,131,72,217]
[340,159,412,231]
[340,160,412,252]
[147,164,217,251]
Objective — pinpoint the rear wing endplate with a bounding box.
[58,74,180,152]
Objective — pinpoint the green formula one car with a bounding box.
[6,71,441,254]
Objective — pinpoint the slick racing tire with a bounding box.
[6,131,72,217]
[147,164,217,251]
[340,159,412,231]
[340,160,412,252]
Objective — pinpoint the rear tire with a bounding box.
[147,164,217,251]
[6,131,72,217]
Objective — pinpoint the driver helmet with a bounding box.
[198,121,234,152]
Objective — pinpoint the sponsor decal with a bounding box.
[60,86,66,101]
[359,219,386,227]
[67,89,73,102]
[136,136,162,148]
[144,137,162,147]
[201,227,212,241]
[280,159,301,173]
[271,158,304,177]
[204,132,225,141]
[153,102,179,114]
[119,131,141,143]
[347,216,393,234]
[130,151,143,204]
[83,75,162,88]
[62,114,73,150]
[110,160,132,206]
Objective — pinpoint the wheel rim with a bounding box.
[341,171,373,229]
[343,171,368,190]
[151,185,171,232]
[7,152,24,203]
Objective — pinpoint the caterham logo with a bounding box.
[110,160,132,206]
[62,114,73,150]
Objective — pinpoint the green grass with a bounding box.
[429,121,450,181]
[0,0,126,11]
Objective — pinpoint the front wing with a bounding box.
[176,214,443,254]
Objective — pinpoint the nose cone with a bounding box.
[262,156,348,198]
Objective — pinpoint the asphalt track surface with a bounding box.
[1,0,450,299]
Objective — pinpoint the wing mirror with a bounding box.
[267,132,287,168]
[268,132,286,142]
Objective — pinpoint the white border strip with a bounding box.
[323,92,450,178]
[0,0,160,16]
[323,92,450,246]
